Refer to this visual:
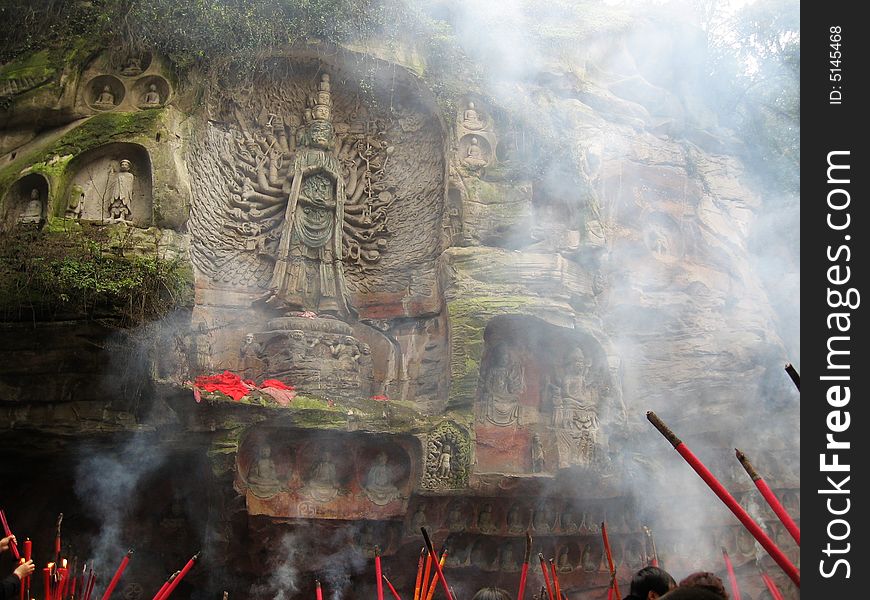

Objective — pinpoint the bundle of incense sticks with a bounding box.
[420,528,453,600]
[647,411,800,587]
[0,509,20,559]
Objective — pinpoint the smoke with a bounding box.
[74,434,168,583]
[250,532,304,600]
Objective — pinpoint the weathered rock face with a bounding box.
[0,27,797,600]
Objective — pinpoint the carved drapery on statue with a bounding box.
[188,58,444,318]
[548,346,603,468]
[267,122,351,316]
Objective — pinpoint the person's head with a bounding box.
[471,587,512,600]
[677,572,728,599]
[660,588,727,600]
[625,566,677,600]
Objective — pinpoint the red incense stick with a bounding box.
[419,528,453,600]
[315,580,323,600]
[151,572,177,600]
[516,533,531,600]
[549,559,562,600]
[413,548,425,600]
[736,449,800,545]
[760,573,784,600]
[601,522,621,599]
[537,554,553,600]
[375,546,384,600]
[383,575,403,600]
[100,550,133,600]
[721,548,741,600]
[420,549,432,600]
[647,412,800,587]
[0,510,20,560]
[157,552,199,600]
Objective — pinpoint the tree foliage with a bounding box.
[703,0,799,193]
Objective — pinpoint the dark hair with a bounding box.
[471,588,512,600]
[661,588,729,600]
[677,572,729,599]
[624,566,677,599]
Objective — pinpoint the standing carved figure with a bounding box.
[266,80,351,317]
[108,159,134,222]
[436,444,452,478]
[480,343,523,426]
[548,346,601,467]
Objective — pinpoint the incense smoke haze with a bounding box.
[70,0,797,594]
[74,434,167,590]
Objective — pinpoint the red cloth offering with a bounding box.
[193,372,296,404]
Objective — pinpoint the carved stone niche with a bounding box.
[556,542,580,573]
[133,75,171,109]
[474,316,617,475]
[236,427,418,521]
[642,212,684,258]
[5,173,49,226]
[64,142,153,226]
[87,74,126,111]
[422,421,471,490]
[458,134,494,171]
[187,56,445,321]
[470,538,499,572]
[118,52,153,77]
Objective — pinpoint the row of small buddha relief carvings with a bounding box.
[87,74,170,111]
[404,497,642,538]
[405,533,652,574]
[3,144,153,228]
[80,52,172,112]
[237,434,414,506]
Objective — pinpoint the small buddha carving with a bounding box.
[436,444,452,478]
[462,101,485,130]
[363,451,401,506]
[142,84,161,106]
[507,504,527,533]
[247,445,282,497]
[409,504,427,532]
[18,188,43,224]
[95,85,116,107]
[462,136,488,170]
[446,502,467,532]
[531,433,545,472]
[121,56,143,76]
[477,503,497,533]
[303,450,340,502]
[558,547,573,572]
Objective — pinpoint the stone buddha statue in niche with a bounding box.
[462,101,485,130]
[363,451,400,505]
[303,450,340,502]
[95,85,115,107]
[480,343,523,426]
[477,503,497,533]
[142,84,161,106]
[108,159,134,222]
[247,445,282,497]
[19,188,43,224]
[507,504,526,533]
[446,502,467,532]
[462,136,488,170]
[558,547,573,572]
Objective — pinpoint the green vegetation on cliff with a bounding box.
[0,223,193,324]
